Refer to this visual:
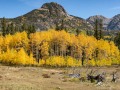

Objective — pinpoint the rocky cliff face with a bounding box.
[12,2,91,32]
[87,15,111,30]
[107,14,120,30]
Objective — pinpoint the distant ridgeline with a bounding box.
[0,2,120,34]
[0,2,120,40]
[0,2,92,34]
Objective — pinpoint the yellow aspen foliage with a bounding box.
[29,53,37,65]
[66,56,82,67]
[15,48,35,65]
[16,48,28,65]
[0,48,36,65]
[46,56,82,67]
[3,34,13,52]
[97,40,111,60]
[0,48,17,64]
[84,59,96,66]
[57,30,71,52]
[11,33,22,48]
[109,41,119,57]
[111,58,120,65]
[0,36,3,54]
[20,31,29,51]
[0,30,120,67]
[78,34,97,60]
[106,60,112,66]
[30,33,41,46]
[40,41,49,59]
[4,34,13,46]
[39,59,45,66]
[9,31,29,52]
[70,34,82,58]
[96,59,112,66]
[46,56,66,67]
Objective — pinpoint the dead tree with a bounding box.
[87,70,105,84]
[111,71,119,82]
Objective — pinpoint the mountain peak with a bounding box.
[87,15,111,30]
[40,2,67,15]
[41,2,60,8]
[87,15,108,21]
[9,2,91,31]
[107,14,120,30]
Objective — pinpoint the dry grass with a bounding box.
[42,74,51,78]
[0,64,120,90]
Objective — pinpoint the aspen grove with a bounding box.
[0,30,120,67]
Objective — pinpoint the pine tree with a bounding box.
[30,25,36,33]
[1,17,7,36]
[10,23,15,35]
[94,19,99,40]
[21,23,28,32]
[94,19,103,40]
[76,29,80,36]
[27,25,36,36]
[114,32,120,49]
[14,25,19,32]
[6,24,10,34]
[55,22,60,31]
[99,19,103,39]
[61,19,64,30]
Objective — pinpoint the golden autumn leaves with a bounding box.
[0,30,120,67]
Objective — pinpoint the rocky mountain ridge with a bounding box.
[0,2,120,31]
[107,14,120,30]
[11,2,91,32]
[87,15,111,30]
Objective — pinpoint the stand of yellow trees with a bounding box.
[0,30,120,67]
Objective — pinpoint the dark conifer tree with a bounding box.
[114,32,120,49]
[99,19,103,39]
[6,24,10,34]
[55,22,60,31]
[76,29,80,36]
[94,19,103,40]
[10,23,15,35]
[21,23,28,32]
[1,17,7,36]
[94,19,99,40]
[31,25,36,33]
[28,25,36,35]
[14,25,19,32]
[61,19,64,30]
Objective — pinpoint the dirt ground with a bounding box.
[0,64,120,90]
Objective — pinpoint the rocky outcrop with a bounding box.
[87,15,111,30]
[107,14,120,30]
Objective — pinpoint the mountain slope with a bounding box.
[107,14,120,30]
[87,15,111,30]
[12,2,91,32]
[2,2,120,31]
